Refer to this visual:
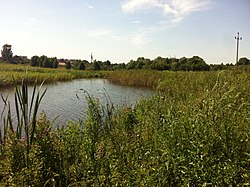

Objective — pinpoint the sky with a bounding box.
[0,0,249,64]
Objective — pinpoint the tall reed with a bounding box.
[0,70,249,186]
[0,80,46,185]
[0,63,109,87]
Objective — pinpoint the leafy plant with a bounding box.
[0,70,250,186]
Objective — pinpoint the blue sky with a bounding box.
[0,0,249,64]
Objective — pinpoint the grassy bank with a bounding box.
[0,62,109,87]
[107,69,250,88]
[0,69,250,186]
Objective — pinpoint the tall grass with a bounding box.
[0,63,109,87]
[0,80,47,185]
[107,69,250,97]
[0,70,250,186]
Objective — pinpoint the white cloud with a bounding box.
[87,5,94,10]
[121,0,159,13]
[132,20,141,24]
[123,0,212,47]
[122,0,211,23]
[84,3,94,10]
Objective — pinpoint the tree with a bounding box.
[72,60,81,69]
[51,57,58,68]
[112,63,126,70]
[126,60,137,69]
[78,62,85,70]
[102,60,111,70]
[187,56,210,71]
[42,57,50,68]
[143,58,152,69]
[65,61,72,69]
[237,57,250,65]
[135,57,146,69]
[151,56,170,70]
[1,44,13,63]
[170,58,179,71]
[31,56,39,66]
[177,57,188,71]
[31,56,58,68]
[38,55,47,67]
[93,60,101,70]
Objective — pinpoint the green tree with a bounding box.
[93,60,101,70]
[78,62,85,70]
[151,56,170,70]
[143,58,152,69]
[72,60,81,69]
[51,57,58,68]
[178,57,188,71]
[126,60,136,69]
[170,58,180,71]
[112,63,126,70]
[237,57,250,65]
[187,56,210,71]
[42,57,50,68]
[38,55,47,67]
[102,60,111,70]
[31,56,39,66]
[135,57,146,69]
[65,61,72,69]
[1,44,13,63]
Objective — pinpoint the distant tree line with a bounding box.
[63,59,87,70]
[61,59,112,71]
[31,55,58,68]
[2,44,250,71]
[126,56,210,71]
[63,56,211,71]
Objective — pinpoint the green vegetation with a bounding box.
[0,62,109,87]
[1,43,250,72]
[31,55,58,68]
[1,44,13,63]
[0,69,250,186]
[236,57,250,65]
[126,56,210,71]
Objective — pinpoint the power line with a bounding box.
[235,32,242,64]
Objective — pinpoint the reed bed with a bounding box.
[107,69,250,97]
[0,69,250,186]
[0,63,109,87]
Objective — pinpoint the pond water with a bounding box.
[0,79,153,126]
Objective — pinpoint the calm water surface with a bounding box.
[0,79,153,126]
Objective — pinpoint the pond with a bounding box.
[0,79,153,126]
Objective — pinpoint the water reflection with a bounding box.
[0,79,153,126]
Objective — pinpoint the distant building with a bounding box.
[12,55,29,64]
[58,59,67,67]
[58,61,66,67]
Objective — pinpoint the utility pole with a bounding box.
[235,32,242,64]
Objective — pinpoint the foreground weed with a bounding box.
[0,70,249,186]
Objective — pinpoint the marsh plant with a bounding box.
[0,63,109,87]
[0,71,250,186]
